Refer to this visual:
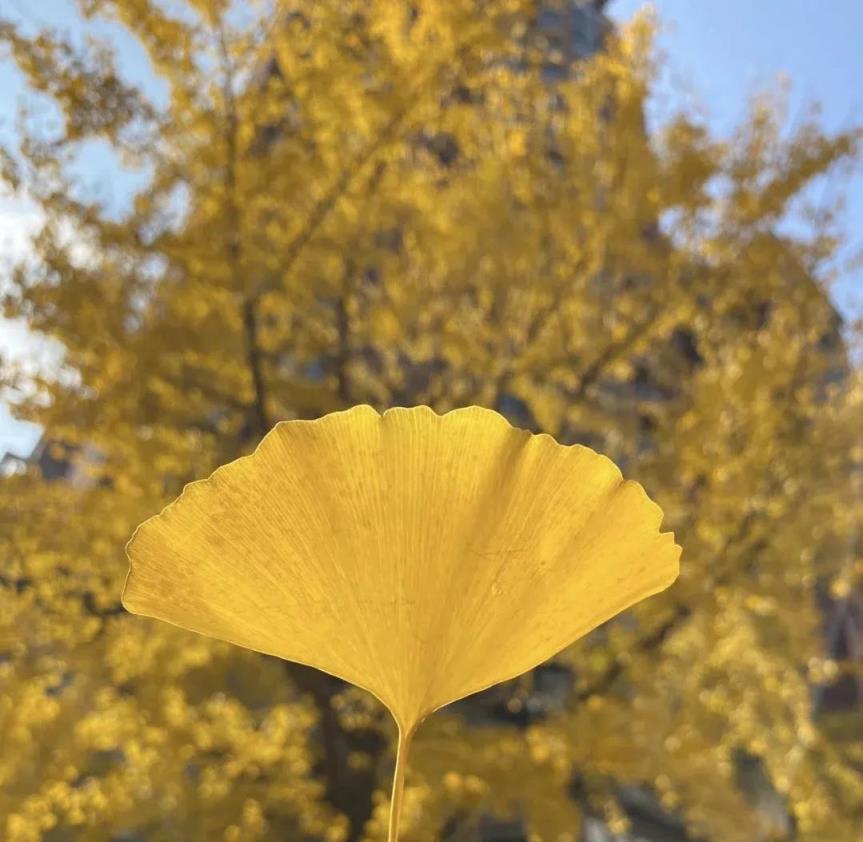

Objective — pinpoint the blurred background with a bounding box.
[1,1,862,840]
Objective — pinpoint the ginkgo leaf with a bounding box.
[123,404,680,840]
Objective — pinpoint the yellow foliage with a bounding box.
[0,1,861,841]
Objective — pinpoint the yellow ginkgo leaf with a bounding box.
[122,404,680,841]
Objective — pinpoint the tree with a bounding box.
[1,1,862,840]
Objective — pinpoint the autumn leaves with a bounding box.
[123,404,679,840]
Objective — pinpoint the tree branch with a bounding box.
[335,261,354,405]
[218,24,271,438]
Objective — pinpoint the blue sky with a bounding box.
[1,0,862,456]
[609,0,863,314]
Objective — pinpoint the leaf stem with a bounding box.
[388,725,413,842]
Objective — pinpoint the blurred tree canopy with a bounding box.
[1,1,863,841]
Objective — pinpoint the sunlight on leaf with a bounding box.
[123,404,680,840]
